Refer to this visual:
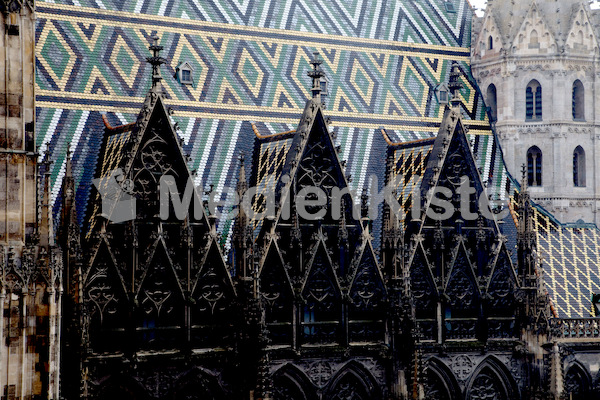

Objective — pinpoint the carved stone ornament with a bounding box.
[452,355,474,381]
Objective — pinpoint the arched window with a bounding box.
[564,364,591,400]
[573,146,586,187]
[486,84,497,122]
[488,36,493,50]
[526,80,542,120]
[527,146,542,186]
[572,80,584,120]
[530,29,539,47]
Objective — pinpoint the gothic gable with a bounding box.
[420,107,499,234]
[191,238,236,316]
[473,12,504,58]
[485,242,518,311]
[247,58,385,347]
[404,102,520,341]
[444,241,480,313]
[564,4,599,54]
[135,239,186,349]
[190,237,236,346]
[259,240,294,316]
[276,105,354,228]
[300,237,343,344]
[82,42,235,358]
[409,242,438,316]
[84,238,129,352]
[511,2,557,55]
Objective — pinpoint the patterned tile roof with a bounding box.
[35,0,600,317]
[36,0,494,245]
[384,132,434,229]
[533,206,600,318]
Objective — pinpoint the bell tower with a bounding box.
[1,2,63,400]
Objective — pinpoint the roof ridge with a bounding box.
[251,123,295,139]
[102,114,135,134]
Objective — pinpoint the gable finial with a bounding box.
[448,61,463,108]
[147,36,166,91]
[520,163,528,191]
[307,51,325,102]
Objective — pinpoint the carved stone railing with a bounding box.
[550,318,600,339]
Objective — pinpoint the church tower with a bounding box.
[471,0,600,225]
[1,1,63,400]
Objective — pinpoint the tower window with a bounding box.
[486,83,497,122]
[573,146,586,187]
[526,80,542,120]
[488,36,493,50]
[527,146,542,186]
[572,80,584,120]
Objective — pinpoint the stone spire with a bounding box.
[448,61,463,108]
[233,152,251,279]
[307,51,325,102]
[517,163,536,282]
[146,36,166,92]
[39,148,54,247]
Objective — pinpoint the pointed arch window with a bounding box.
[529,29,539,48]
[564,364,591,400]
[572,80,584,120]
[527,146,542,186]
[573,146,586,187]
[526,80,542,120]
[488,36,493,50]
[486,83,497,122]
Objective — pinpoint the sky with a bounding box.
[469,0,487,16]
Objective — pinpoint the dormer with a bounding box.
[434,83,449,105]
[174,61,194,85]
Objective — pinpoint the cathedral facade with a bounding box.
[1,0,600,399]
[471,0,600,225]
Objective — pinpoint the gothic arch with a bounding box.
[96,375,148,400]
[324,361,382,400]
[572,80,585,120]
[564,361,592,400]
[171,368,226,400]
[465,356,518,400]
[424,357,461,400]
[525,79,542,120]
[272,364,318,400]
[527,146,542,186]
[486,84,497,122]
[573,146,586,187]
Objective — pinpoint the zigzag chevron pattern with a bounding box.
[36,6,483,122]
[49,0,471,46]
[37,1,600,318]
[36,0,505,255]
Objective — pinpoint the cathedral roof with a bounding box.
[486,0,590,47]
[35,0,600,318]
[526,204,600,318]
